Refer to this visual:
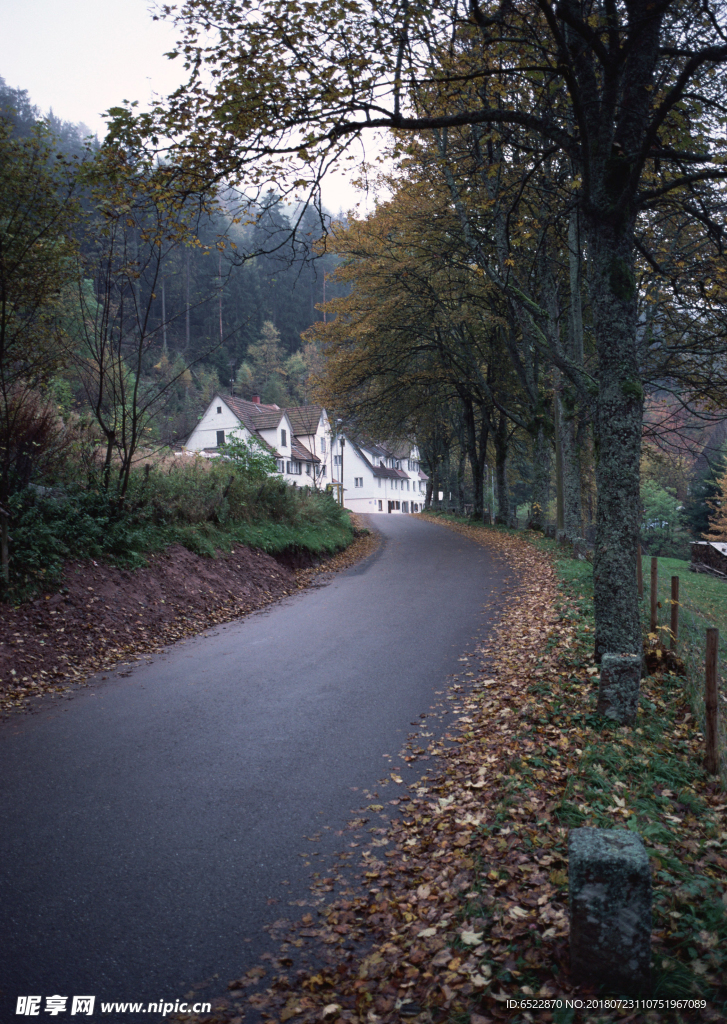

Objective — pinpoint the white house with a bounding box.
[185,395,428,511]
[184,394,331,488]
[331,435,428,514]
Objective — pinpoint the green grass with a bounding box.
[647,555,727,790]
[3,460,354,602]
[550,551,727,1008]
[651,555,727,634]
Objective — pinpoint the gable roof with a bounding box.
[290,437,320,463]
[223,395,285,433]
[285,405,324,436]
[345,432,428,480]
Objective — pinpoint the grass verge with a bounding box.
[427,515,727,1020]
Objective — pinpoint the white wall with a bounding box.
[337,440,427,514]
[185,397,248,451]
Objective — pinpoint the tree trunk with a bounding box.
[530,424,551,529]
[462,399,486,519]
[590,221,643,661]
[494,414,510,525]
[562,206,585,539]
[555,379,564,531]
[0,506,9,585]
[561,403,583,538]
[457,451,466,513]
[102,432,115,492]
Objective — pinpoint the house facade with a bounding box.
[331,436,428,514]
[184,394,428,511]
[184,394,330,488]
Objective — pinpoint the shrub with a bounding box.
[1,454,353,602]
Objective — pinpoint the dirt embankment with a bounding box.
[0,521,378,720]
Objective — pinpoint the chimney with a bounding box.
[251,395,261,404]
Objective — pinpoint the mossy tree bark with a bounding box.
[530,423,551,530]
[589,220,643,660]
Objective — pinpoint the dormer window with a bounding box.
[281,429,287,447]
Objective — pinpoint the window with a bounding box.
[217,406,222,414]
[378,500,383,511]
[281,429,287,447]
[354,477,363,487]
[276,459,284,472]
[305,463,311,475]
[321,466,326,477]
[406,480,410,490]
[402,502,409,513]
[334,454,342,466]
[286,460,302,475]
[216,430,225,447]
[320,436,326,453]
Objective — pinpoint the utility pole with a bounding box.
[339,436,345,507]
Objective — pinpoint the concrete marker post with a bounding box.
[569,828,652,995]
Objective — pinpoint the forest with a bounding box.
[0,74,352,598]
[6,0,727,656]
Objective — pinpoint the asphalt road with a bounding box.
[0,514,508,1022]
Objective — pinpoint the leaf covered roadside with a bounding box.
[176,519,726,1024]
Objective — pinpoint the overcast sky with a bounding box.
[0,0,369,213]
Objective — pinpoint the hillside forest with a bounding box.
[0,76,356,598]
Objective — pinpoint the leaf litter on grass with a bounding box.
[173,520,727,1024]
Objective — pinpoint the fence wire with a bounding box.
[647,570,727,788]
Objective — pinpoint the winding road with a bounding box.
[0,515,509,1021]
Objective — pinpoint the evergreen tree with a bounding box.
[683,448,727,539]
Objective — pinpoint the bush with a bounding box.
[1,454,353,602]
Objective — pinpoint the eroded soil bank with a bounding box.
[0,524,378,719]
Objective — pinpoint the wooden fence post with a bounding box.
[637,544,643,599]
[650,557,658,633]
[705,628,720,776]
[670,576,679,650]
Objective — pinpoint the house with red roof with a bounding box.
[184,394,331,488]
[185,394,428,511]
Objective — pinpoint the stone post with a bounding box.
[569,828,652,995]
[596,653,641,725]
